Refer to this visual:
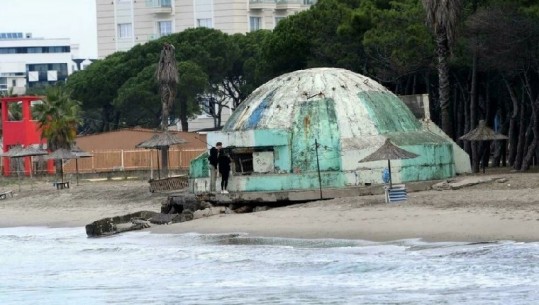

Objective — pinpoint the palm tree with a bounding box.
[422,0,462,139]
[156,43,178,177]
[34,86,81,175]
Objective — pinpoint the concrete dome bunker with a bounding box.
[189,68,470,198]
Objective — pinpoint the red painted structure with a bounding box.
[1,96,54,176]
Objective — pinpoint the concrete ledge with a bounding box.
[208,180,437,204]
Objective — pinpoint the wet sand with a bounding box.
[1,171,538,242]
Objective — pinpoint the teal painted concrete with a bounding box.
[290,98,341,173]
[252,129,289,146]
[400,143,455,182]
[190,152,209,178]
[273,145,291,173]
[379,131,455,182]
[359,91,421,133]
[243,172,346,192]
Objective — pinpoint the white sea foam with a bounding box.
[0,227,538,304]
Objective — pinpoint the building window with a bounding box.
[158,21,173,36]
[197,18,212,28]
[0,46,69,54]
[12,79,16,87]
[117,23,133,39]
[249,17,262,32]
[8,102,23,121]
[0,78,7,92]
[30,100,43,121]
[27,63,68,86]
[275,16,285,26]
[0,32,23,39]
[28,47,43,53]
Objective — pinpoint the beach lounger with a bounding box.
[53,181,70,190]
[384,184,407,203]
[0,190,13,200]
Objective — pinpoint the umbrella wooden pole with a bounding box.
[30,156,33,190]
[17,164,21,192]
[388,159,392,189]
[315,139,323,200]
[156,149,161,180]
[150,150,154,180]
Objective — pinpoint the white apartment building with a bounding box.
[96,0,316,58]
[0,32,89,95]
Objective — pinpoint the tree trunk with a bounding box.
[492,107,509,167]
[470,51,479,173]
[160,84,171,178]
[520,74,539,171]
[161,147,169,178]
[504,79,519,166]
[513,103,527,170]
[436,31,453,139]
[179,98,188,132]
[482,79,494,171]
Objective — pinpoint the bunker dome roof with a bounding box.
[223,68,422,138]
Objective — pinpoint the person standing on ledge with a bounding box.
[218,148,232,194]
[208,142,222,192]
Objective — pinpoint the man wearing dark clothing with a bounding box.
[218,150,231,193]
[208,142,222,192]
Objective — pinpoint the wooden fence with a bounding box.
[61,148,206,174]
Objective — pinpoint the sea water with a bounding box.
[0,227,538,305]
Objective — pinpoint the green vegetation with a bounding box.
[34,86,81,151]
[61,0,539,172]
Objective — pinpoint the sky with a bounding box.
[0,0,98,58]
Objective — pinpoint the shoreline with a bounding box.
[1,172,538,242]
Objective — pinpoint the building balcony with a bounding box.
[275,0,302,10]
[145,0,173,14]
[249,0,276,10]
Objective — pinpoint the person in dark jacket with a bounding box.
[208,142,222,192]
[218,150,231,193]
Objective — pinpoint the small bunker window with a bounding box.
[228,146,274,175]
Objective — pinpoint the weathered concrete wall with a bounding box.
[190,68,461,194]
[189,152,209,178]
[191,172,346,193]
[422,120,472,174]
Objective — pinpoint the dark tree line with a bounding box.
[66,0,539,172]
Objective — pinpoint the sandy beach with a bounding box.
[1,171,538,242]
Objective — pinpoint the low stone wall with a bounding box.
[86,193,209,237]
[149,176,189,192]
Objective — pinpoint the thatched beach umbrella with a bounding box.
[72,146,93,185]
[2,145,48,190]
[45,148,78,183]
[157,43,178,177]
[136,131,187,179]
[359,138,419,188]
[459,120,508,173]
[459,120,509,141]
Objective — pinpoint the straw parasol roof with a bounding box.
[45,148,78,160]
[359,138,419,188]
[360,138,419,162]
[136,131,187,149]
[15,146,49,158]
[72,146,93,158]
[1,146,23,158]
[459,120,508,141]
[1,146,48,158]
